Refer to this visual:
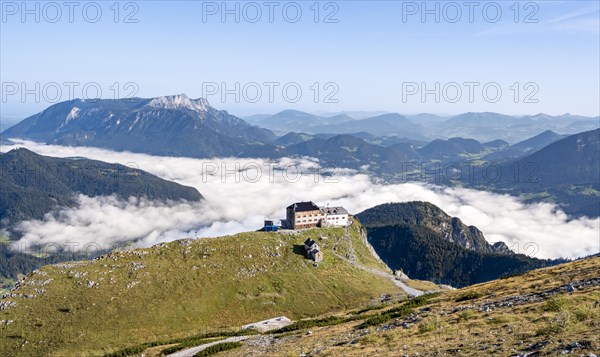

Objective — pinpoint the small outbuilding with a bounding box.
[304,238,324,262]
[304,238,319,252]
[263,219,278,232]
[311,249,324,263]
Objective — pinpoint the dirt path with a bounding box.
[333,226,424,297]
[166,335,252,357]
[332,248,424,297]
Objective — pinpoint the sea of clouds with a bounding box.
[2,139,599,259]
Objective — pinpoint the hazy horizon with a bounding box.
[2,1,599,117]
[1,94,599,123]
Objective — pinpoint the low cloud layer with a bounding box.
[2,140,599,259]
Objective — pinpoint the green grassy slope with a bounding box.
[0,221,404,356]
[218,256,600,357]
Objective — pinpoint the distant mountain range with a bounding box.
[307,113,428,140]
[356,202,563,287]
[465,129,600,217]
[274,131,427,149]
[0,148,202,231]
[285,134,421,173]
[282,129,600,216]
[434,112,598,143]
[281,132,555,173]
[483,130,567,161]
[2,95,598,217]
[244,110,350,134]
[3,95,596,161]
[511,128,599,188]
[246,110,428,139]
[245,110,599,143]
[417,137,506,160]
[2,95,281,158]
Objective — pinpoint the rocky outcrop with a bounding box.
[356,201,510,255]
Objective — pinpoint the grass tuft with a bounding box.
[541,297,568,312]
[454,291,483,302]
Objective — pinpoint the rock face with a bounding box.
[393,270,409,281]
[492,241,513,254]
[2,94,280,158]
[355,202,562,287]
[355,201,503,254]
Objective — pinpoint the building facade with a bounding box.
[286,201,350,230]
[286,201,324,229]
[311,249,324,263]
[321,206,349,227]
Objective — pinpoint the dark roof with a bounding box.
[287,201,320,212]
[304,238,316,246]
[321,206,348,215]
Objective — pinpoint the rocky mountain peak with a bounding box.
[147,94,211,112]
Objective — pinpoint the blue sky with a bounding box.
[1,0,599,119]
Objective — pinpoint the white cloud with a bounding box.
[2,140,599,259]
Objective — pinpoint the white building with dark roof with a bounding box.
[321,206,349,227]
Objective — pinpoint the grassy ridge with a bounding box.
[356,292,442,329]
[0,221,404,356]
[216,257,600,356]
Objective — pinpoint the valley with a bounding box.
[3,97,598,217]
